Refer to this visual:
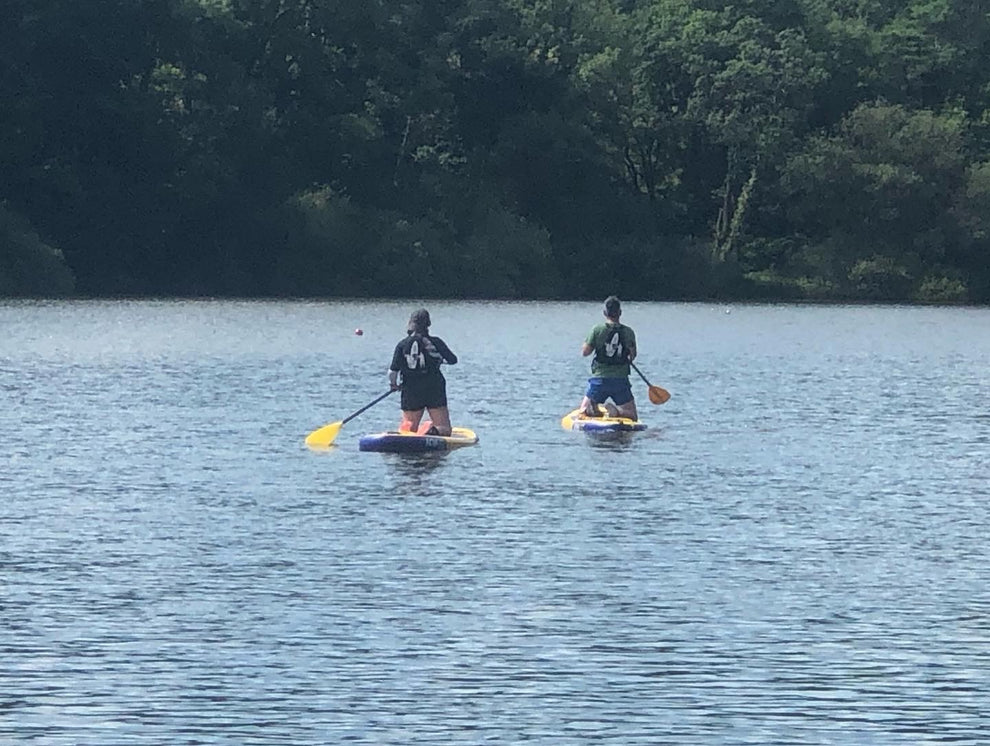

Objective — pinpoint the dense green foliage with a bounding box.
[2,0,988,301]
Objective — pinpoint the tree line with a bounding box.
[2,0,988,303]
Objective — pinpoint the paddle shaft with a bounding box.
[341,389,395,425]
[629,361,654,387]
[629,360,670,404]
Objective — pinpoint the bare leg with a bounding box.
[579,396,600,417]
[615,399,638,421]
[426,406,452,436]
[400,408,425,432]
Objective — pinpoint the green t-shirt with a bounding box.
[586,322,636,377]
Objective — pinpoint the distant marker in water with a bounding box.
[354,328,364,336]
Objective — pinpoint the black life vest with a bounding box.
[595,324,628,365]
[399,333,441,377]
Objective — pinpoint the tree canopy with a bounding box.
[2,0,989,302]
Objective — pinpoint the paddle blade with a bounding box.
[305,421,343,448]
[648,386,670,405]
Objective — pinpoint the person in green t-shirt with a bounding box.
[577,295,638,420]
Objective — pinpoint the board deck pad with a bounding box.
[359,426,479,452]
[561,406,647,433]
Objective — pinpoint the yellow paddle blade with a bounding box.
[648,386,670,405]
[305,421,343,448]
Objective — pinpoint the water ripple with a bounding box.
[2,300,989,744]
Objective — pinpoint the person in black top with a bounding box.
[388,308,458,435]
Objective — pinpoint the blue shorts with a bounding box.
[585,377,633,406]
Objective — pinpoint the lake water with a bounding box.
[2,299,988,744]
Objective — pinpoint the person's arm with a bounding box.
[582,327,595,356]
[389,344,402,390]
[432,336,458,364]
[626,328,637,363]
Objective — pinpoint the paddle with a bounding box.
[629,361,671,404]
[305,389,396,448]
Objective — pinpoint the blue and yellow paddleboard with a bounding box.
[359,426,479,453]
[562,406,647,433]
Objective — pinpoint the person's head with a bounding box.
[407,308,431,335]
[603,295,621,320]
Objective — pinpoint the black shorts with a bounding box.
[400,374,448,411]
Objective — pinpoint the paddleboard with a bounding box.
[359,426,479,453]
[562,406,647,433]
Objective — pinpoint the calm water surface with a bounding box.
[2,299,989,744]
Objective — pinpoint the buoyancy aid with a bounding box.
[398,333,442,377]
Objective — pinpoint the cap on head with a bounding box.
[407,308,431,334]
[603,295,621,318]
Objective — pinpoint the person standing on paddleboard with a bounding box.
[388,308,458,436]
[578,295,638,421]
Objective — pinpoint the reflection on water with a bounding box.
[2,299,989,745]
[581,431,639,449]
[381,451,453,479]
